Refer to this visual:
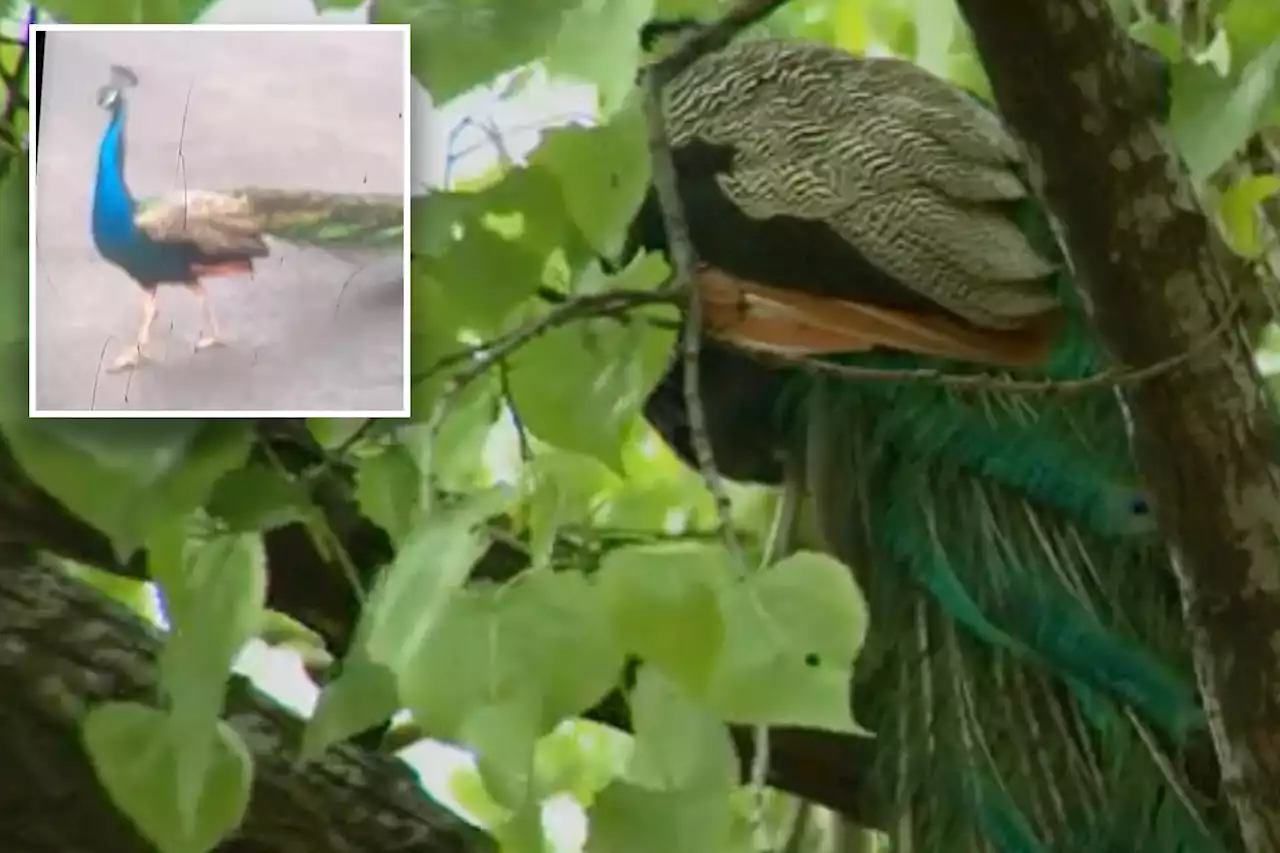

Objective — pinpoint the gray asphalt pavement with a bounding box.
[33,23,408,414]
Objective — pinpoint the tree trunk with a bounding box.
[0,554,489,853]
[953,2,1280,850]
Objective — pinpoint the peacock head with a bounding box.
[95,85,122,111]
[95,64,138,111]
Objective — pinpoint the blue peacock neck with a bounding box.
[91,100,138,246]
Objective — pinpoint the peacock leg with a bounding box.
[108,288,158,373]
[187,280,225,350]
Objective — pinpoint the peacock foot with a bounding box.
[107,345,146,373]
[195,335,226,351]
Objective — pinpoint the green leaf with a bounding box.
[1128,18,1183,62]
[704,550,869,731]
[4,420,252,557]
[1171,38,1280,185]
[493,799,552,853]
[864,0,917,57]
[1194,28,1233,77]
[258,610,327,651]
[1223,0,1280,65]
[426,219,548,336]
[207,464,311,533]
[458,694,542,810]
[829,0,870,53]
[1219,174,1280,258]
[83,702,251,853]
[39,0,216,23]
[373,0,580,103]
[306,418,367,450]
[507,289,675,470]
[533,724,607,801]
[355,440,422,544]
[499,570,625,721]
[652,0,721,20]
[0,156,26,345]
[534,96,652,257]
[403,570,624,739]
[911,0,956,77]
[357,486,516,672]
[595,250,672,295]
[153,532,267,731]
[411,192,476,257]
[547,0,654,115]
[523,450,614,568]
[446,763,512,828]
[484,166,587,263]
[596,543,729,693]
[587,781,733,853]
[0,340,24,424]
[598,480,695,529]
[409,376,500,491]
[63,562,158,619]
[302,654,400,762]
[626,666,737,793]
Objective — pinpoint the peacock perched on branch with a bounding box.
[630,36,1235,852]
[91,65,404,373]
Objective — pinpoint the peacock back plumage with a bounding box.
[633,37,1234,852]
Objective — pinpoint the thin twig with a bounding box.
[782,801,816,853]
[641,0,805,565]
[177,81,193,227]
[498,360,533,463]
[259,438,366,603]
[447,111,595,164]
[775,287,1245,396]
[334,287,679,458]
[749,466,803,850]
[641,82,742,557]
[0,21,29,137]
[655,0,797,80]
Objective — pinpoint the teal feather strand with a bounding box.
[786,250,1228,850]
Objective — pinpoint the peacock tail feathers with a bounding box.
[134,187,404,254]
[634,35,1237,853]
[794,342,1224,851]
[775,201,1227,851]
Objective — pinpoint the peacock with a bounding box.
[630,35,1236,852]
[91,65,404,372]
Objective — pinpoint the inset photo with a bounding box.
[29,23,410,417]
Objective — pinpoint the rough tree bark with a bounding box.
[0,553,490,853]
[953,1,1280,850]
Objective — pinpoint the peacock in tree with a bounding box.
[630,35,1236,852]
[91,65,404,372]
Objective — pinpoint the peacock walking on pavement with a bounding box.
[91,65,404,372]
[631,36,1235,852]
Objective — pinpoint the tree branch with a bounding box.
[0,553,489,853]
[0,427,882,828]
[952,2,1280,849]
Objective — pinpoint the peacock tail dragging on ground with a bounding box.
[90,66,404,372]
[630,37,1236,852]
